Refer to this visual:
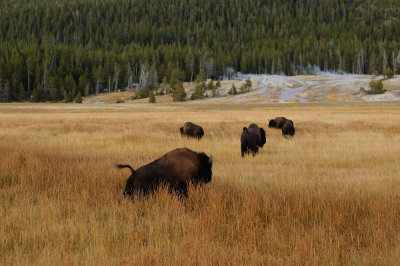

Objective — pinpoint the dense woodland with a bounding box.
[0,0,399,102]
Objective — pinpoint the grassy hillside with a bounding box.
[1,102,400,264]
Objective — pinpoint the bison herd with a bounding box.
[118,117,295,197]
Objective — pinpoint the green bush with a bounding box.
[368,79,385,94]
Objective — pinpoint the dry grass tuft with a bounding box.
[1,102,400,264]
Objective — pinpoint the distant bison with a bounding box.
[117,147,212,197]
[180,122,204,139]
[268,117,289,128]
[241,123,266,157]
[282,120,295,136]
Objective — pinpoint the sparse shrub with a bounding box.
[157,88,165,95]
[383,67,394,79]
[240,78,252,93]
[116,99,125,103]
[148,90,156,103]
[368,79,385,94]
[138,91,148,99]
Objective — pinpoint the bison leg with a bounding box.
[174,182,188,198]
[252,146,259,156]
[241,143,247,157]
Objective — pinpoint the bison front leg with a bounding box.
[252,146,259,156]
[241,143,247,157]
[175,182,188,198]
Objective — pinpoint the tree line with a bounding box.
[0,0,399,102]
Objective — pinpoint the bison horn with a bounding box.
[209,154,213,164]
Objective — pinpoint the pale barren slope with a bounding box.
[83,75,400,104]
[1,103,400,265]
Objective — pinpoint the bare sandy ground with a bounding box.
[84,75,400,104]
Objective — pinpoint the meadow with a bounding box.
[1,102,400,265]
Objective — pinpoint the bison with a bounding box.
[268,117,289,128]
[180,122,204,139]
[282,120,295,136]
[241,123,266,157]
[117,147,212,197]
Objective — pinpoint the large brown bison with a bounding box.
[180,122,204,139]
[241,123,266,157]
[282,120,295,136]
[268,117,289,128]
[117,148,212,197]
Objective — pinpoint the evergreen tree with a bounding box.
[229,84,237,95]
[75,92,83,103]
[148,90,156,103]
[206,80,214,91]
[0,0,398,102]
[31,87,41,102]
[172,80,186,102]
[18,83,25,101]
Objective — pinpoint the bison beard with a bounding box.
[117,148,212,198]
[180,122,204,139]
[241,123,266,157]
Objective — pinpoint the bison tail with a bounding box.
[116,164,135,174]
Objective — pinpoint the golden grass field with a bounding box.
[1,102,400,265]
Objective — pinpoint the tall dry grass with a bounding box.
[1,102,400,265]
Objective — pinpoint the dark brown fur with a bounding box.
[180,122,204,139]
[282,120,295,136]
[241,123,267,157]
[117,148,212,197]
[268,117,289,128]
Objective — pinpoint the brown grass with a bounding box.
[1,102,400,265]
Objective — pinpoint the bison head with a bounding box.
[198,127,204,138]
[268,119,277,128]
[282,121,295,136]
[192,153,213,184]
[259,128,266,147]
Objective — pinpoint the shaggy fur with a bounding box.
[241,123,267,157]
[117,148,212,197]
[282,120,295,136]
[180,122,204,139]
[268,117,289,128]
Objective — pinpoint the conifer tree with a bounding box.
[148,90,156,103]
